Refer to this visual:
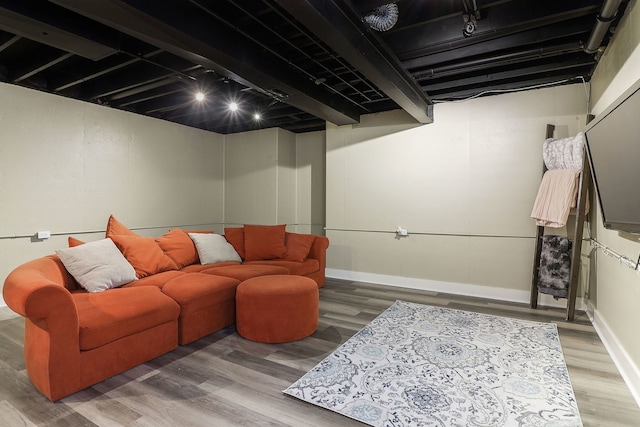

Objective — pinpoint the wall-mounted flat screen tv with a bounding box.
[585,79,640,235]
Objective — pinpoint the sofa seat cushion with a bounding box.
[72,287,180,351]
[121,270,186,289]
[161,273,240,317]
[180,262,241,273]
[244,259,320,276]
[200,264,289,281]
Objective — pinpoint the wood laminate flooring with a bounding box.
[0,278,638,426]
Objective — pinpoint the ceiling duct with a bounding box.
[585,0,623,54]
[363,3,399,32]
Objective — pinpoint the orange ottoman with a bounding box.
[236,275,319,343]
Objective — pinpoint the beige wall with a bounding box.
[277,128,297,227]
[325,86,587,302]
[224,128,280,225]
[223,127,320,229]
[0,83,225,300]
[587,0,640,402]
[295,131,326,235]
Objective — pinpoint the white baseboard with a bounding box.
[587,302,640,408]
[326,268,585,310]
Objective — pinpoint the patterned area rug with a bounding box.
[284,301,582,426]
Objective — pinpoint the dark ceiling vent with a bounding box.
[363,3,399,32]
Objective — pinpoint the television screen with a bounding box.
[585,79,640,235]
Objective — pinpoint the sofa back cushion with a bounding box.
[110,234,178,279]
[104,215,179,278]
[189,233,242,264]
[56,238,138,292]
[105,214,137,237]
[155,228,200,269]
[243,224,287,261]
[283,233,316,262]
[224,227,245,260]
[68,236,85,247]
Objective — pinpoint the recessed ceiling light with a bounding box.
[254,113,261,120]
[195,92,205,101]
[229,102,238,112]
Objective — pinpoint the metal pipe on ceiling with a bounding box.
[585,0,623,54]
[412,42,583,80]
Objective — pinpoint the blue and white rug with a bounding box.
[284,300,582,426]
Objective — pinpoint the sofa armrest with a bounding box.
[3,256,82,401]
[3,256,78,324]
[307,235,329,267]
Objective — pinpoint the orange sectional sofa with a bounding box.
[2,216,329,401]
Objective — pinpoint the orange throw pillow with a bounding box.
[283,233,316,262]
[224,227,245,260]
[105,214,137,237]
[243,224,287,261]
[68,236,85,247]
[110,234,178,278]
[155,228,199,269]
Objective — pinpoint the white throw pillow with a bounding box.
[56,238,137,293]
[189,233,242,264]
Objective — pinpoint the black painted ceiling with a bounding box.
[0,0,628,134]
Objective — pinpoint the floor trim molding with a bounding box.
[326,268,584,310]
[587,302,640,408]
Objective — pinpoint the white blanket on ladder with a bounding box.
[543,132,584,170]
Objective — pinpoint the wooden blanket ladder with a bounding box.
[529,124,590,321]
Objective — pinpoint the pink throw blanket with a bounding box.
[530,169,581,227]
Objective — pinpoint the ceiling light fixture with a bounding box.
[462,14,476,37]
[461,0,480,38]
[229,102,238,112]
[195,92,205,101]
[253,112,261,120]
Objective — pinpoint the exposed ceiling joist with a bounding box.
[386,0,602,60]
[277,0,434,124]
[423,57,594,92]
[0,0,628,134]
[0,2,116,60]
[50,0,361,126]
[430,74,584,100]
[413,42,584,81]
[402,15,596,71]
[12,51,72,83]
